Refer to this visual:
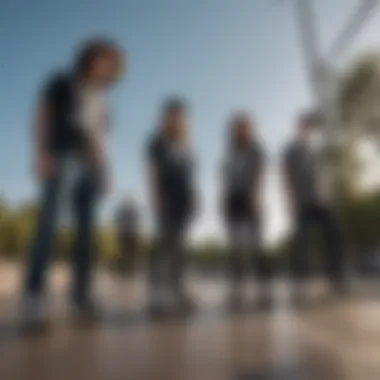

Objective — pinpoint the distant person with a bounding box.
[114,197,140,276]
[146,98,196,313]
[23,38,124,324]
[221,113,270,309]
[283,111,346,299]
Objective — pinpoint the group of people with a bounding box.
[22,37,346,324]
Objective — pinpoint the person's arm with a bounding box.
[85,107,109,167]
[82,116,108,168]
[146,138,163,215]
[133,207,140,230]
[34,95,55,181]
[114,207,121,230]
[252,149,265,215]
[86,133,104,162]
[282,148,298,213]
[188,153,199,216]
[219,160,228,216]
[147,162,162,215]
[88,104,111,193]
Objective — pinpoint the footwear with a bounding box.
[20,294,48,329]
[148,300,165,317]
[227,289,245,312]
[173,292,195,313]
[148,294,168,317]
[291,287,310,309]
[72,297,103,321]
[330,277,350,297]
[256,292,273,311]
[148,287,169,312]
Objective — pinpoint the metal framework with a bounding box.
[290,0,379,199]
[292,0,378,123]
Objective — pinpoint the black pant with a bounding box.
[25,156,99,304]
[149,216,188,296]
[116,231,138,275]
[226,215,271,286]
[291,203,344,283]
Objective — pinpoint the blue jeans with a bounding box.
[25,155,99,304]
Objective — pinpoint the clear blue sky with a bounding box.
[1,0,379,242]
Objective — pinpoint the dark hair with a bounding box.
[160,97,189,144]
[74,37,122,78]
[228,112,254,150]
[299,109,325,129]
[162,97,188,114]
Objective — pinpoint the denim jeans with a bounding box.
[25,154,99,304]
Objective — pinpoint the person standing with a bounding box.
[146,98,196,313]
[282,111,346,299]
[114,197,140,277]
[23,38,124,323]
[221,113,269,309]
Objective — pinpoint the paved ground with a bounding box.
[0,262,379,380]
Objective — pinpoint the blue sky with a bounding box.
[1,0,379,243]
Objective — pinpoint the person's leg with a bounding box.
[148,218,171,309]
[170,220,188,300]
[250,216,266,278]
[289,206,316,307]
[249,216,272,305]
[291,207,313,282]
[71,168,98,307]
[254,253,272,286]
[24,175,62,299]
[116,231,130,276]
[115,231,125,274]
[22,159,65,324]
[148,225,162,289]
[126,233,138,275]
[227,220,246,304]
[317,205,346,292]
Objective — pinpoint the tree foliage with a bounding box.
[0,199,227,267]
